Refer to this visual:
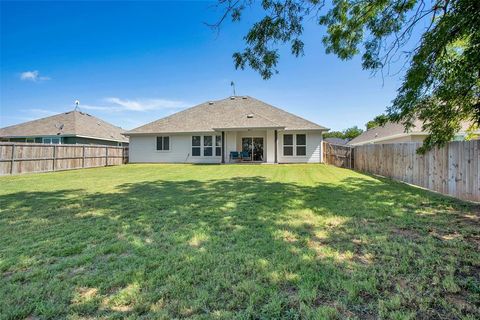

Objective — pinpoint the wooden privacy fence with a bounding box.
[0,143,129,175]
[354,140,479,202]
[322,141,354,168]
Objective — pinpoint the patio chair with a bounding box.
[240,151,251,161]
[229,151,240,161]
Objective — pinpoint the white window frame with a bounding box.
[191,135,222,157]
[282,134,294,156]
[282,133,306,157]
[203,135,213,157]
[295,134,306,156]
[42,137,61,144]
[155,136,170,152]
[191,135,202,157]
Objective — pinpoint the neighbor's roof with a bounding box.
[324,137,350,145]
[348,119,477,146]
[0,110,128,142]
[127,96,327,134]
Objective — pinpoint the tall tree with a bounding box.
[366,114,389,130]
[323,126,363,140]
[343,126,364,140]
[213,0,480,152]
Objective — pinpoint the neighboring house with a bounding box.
[0,110,129,146]
[324,137,349,145]
[126,96,328,164]
[348,119,479,146]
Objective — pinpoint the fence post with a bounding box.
[10,144,16,174]
[351,147,354,170]
[52,145,56,171]
[105,146,108,166]
[82,145,86,168]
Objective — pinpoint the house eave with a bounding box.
[348,132,428,146]
[212,126,285,131]
[0,134,128,143]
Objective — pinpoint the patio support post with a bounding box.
[274,130,278,163]
[221,131,225,164]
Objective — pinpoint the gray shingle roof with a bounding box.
[324,138,350,145]
[0,110,128,142]
[127,96,327,134]
[348,119,477,145]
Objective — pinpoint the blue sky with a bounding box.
[1,1,407,131]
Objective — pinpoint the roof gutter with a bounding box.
[348,132,428,146]
[0,134,128,143]
[212,126,285,131]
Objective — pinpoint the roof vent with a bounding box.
[247,114,254,118]
[208,101,214,105]
[230,96,235,100]
[242,96,248,99]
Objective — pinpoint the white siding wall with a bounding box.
[277,131,323,163]
[129,134,221,163]
[129,130,324,164]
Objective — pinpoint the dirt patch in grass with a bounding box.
[391,227,423,240]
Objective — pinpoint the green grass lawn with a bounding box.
[0,164,479,319]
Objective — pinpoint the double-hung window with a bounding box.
[283,134,306,156]
[203,136,213,156]
[296,134,306,156]
[283,134,294,156]
[191,135,222,157]
[156,136,170,151]
[192,136,201,156]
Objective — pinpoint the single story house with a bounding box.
[0,110,129,146]
[126,96,328,164]
[348,119,479,146]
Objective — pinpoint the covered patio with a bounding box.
[216,128,280,164]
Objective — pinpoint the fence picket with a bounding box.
[323,141,479,202]
[0,143,128,175]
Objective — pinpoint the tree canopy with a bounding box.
[366,114,389,130]
[214,0,480,152]
[323,125,363,140]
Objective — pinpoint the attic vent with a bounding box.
[208,101,214,105]
[242,96,247,99]
[230,96,235,100]
[247,114,254,118]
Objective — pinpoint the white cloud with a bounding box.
[80,104,122,112]
[20,70,51,82]
[104,97,186,111]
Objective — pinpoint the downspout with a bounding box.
[221,131,225,164]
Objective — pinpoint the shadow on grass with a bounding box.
[0,175,479,319]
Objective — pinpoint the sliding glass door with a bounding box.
[241,137,264,161]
